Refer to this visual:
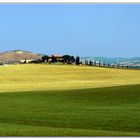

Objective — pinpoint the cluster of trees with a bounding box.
[29,55,81,65]
[62,55,80,65]
[62,55,75,64]
[42,55,58,63]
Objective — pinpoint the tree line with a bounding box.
[29,54,129,69]
[30,55,81,65]
[85,59,129,69]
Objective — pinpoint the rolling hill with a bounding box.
[0,50,40,63]
[1,64,140,92]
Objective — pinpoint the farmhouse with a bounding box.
[48,55,64,62]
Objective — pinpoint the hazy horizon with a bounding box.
[0,4,140,57]
[1,49,140,59]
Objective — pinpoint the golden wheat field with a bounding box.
[0,64,140,92]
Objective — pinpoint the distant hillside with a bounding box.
[0,50,40,62]
[81,57,126,64]
[37,53,46,57]
[81,57,140,67]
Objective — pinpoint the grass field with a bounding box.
[0,85,140,136]
[0,64,140,136]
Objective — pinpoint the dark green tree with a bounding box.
[62,55,71,63]
[70,56,75,63]
[75,56,80,65]
[42,55,49,62]
[52,55,57,63]
[89,61,93,66]
[62,55,75,64]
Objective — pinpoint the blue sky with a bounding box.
[0,4,140,57]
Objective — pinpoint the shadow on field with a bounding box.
[0,84,140,136]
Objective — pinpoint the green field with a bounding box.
[0,64,140,136]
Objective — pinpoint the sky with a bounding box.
[0,4,140,57]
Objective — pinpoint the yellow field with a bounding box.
[0,64,140,92]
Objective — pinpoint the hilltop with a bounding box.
[0,50,40,62]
